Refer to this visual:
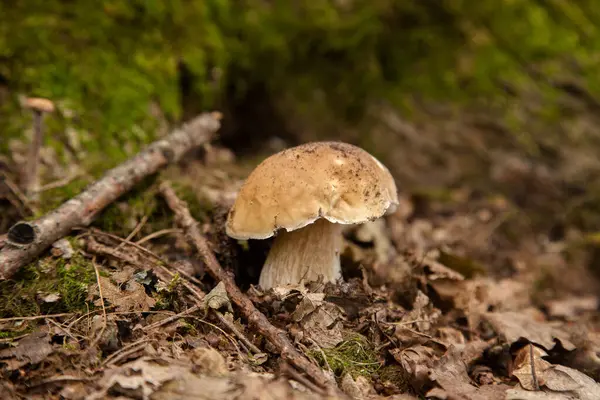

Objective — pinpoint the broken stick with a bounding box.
[0,112,221,280]
[158,182,340,395]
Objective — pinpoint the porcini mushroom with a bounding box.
[225,141,398,289]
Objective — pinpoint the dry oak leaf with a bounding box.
[90,276,156,312]
[483,310,575,351]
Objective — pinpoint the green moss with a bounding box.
[0,244,96,321]
[311,333,380,378]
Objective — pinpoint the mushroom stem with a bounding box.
[259,218,343,289]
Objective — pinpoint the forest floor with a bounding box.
[0,115,599,400]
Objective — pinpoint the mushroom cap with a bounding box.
[226,141,399,240]
[24,97,55,113]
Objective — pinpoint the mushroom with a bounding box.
[22,97,55,198]
[225,141,398,289]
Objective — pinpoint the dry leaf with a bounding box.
[340,373,376,399]
[204,281,233,312]
[51,238,74,258]
[506,365,600,400]
[300,301,344,348]
[0,331,54,370]
[190,347,229,377]
[546,296,599,321]
[291,293,325,322]
[395,290,441,335]
[426,341,509,400]
[511,345,552,390]
[90,276,156,312]
[483,310,575,351]
[391,345,436,391]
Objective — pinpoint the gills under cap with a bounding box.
[226,141,399,240]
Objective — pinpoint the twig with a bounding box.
[281,361,327,397]
[35,172,81,193]
[158,181,338,393]
[117,214,149,250]
[86,234,206,303]
[1,174,35,215]
[529,343,540,390]
[88,257,107,350]
[212,310,262,354]
[142,305,202,332]
[0,112,222,280]
[0,312,79,322]
[135,228,183,245]
[103,339,153,367]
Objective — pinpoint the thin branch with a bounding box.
[88,257,107,350]
[158,181,339,394]
[0,112,222,280]
[142,304,202,332]
[212,310,262,354]
[117,214,149,250]
[135,228,183,245]
[35,172,81,193]
[85,235,206,303]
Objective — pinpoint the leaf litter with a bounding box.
[1,149,600,400]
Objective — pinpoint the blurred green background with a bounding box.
[2,0,600,233]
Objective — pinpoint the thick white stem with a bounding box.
[259,218,342,289]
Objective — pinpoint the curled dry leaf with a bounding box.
[483,310,575,351]
[204,281,233,313]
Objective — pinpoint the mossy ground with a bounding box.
[311,333,380,378]
[0,239,95,326]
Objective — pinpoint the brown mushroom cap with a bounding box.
[24,97,55,113]
[226,141,399,240]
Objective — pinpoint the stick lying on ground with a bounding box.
[159,182,341,395]
[0,113,221,280]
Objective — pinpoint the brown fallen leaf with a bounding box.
[511,344,552,390]
[89,276,156,312]
[426,341,509,400]
[506,364,600,400]
[88,357,191,400]
[299,300,345,349]
[340,373,377,399]
[483,310,575,351]
[390,345,436,392]
[394,290,441,341]
[291,293,326,322]
[0,331,54,370]
[545,296,599,321]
